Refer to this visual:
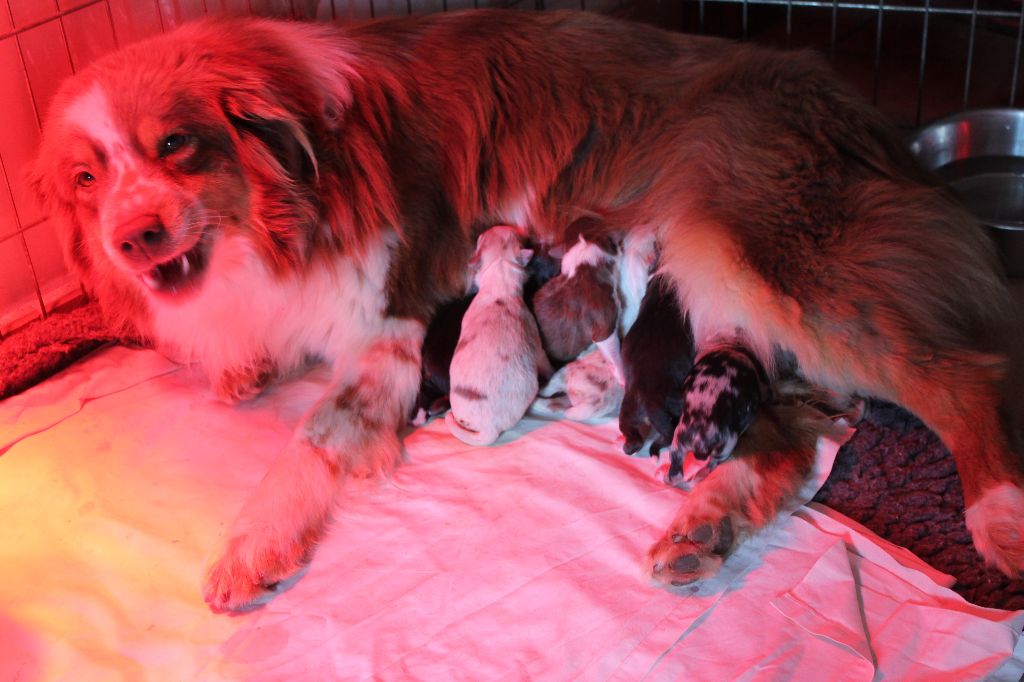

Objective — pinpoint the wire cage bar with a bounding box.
[681,0,1024,126]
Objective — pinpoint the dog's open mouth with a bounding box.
[140,236,208,296]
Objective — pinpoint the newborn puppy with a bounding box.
[524,245,562,311]
[619,275,695,456]
[668,345,770,483]
[532,224,622,380]
[415,243,560,426]
[446,226,552,445]
[533,347,624,423]
[412,295,473,425]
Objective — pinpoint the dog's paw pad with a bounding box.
[648,515,736,587]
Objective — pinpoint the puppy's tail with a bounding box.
[445,412,501,446]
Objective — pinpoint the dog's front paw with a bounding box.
[214,358,277,404]
[203,529,313,612]
[966,483,1024,578]
[647,511,739,587]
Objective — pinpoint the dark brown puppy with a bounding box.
[619,274,694,457]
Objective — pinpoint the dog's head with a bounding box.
[30,18,353,334]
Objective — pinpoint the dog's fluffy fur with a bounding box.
[31,10,1024,610]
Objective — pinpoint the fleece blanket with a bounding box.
[1,346,1022,680]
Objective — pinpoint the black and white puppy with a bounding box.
[619,275,695,456]
[667,344,770,483]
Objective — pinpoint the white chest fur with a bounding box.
[147,232,395,381]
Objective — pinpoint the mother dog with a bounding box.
[31,10,1023,611]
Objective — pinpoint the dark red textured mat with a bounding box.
[0,303,115,402]
[815,401,1024,611]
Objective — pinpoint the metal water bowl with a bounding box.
[910,108,1024,278]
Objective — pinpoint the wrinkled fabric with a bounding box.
[0,347,1020,681]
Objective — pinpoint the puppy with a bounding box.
[667,345,770,484]
[31,11,1024,610]
[619,275,695,456]
[446,226,551,445]
[533,347,624,423]
[523,243,563,312]
[415,244,561,426]
[412,295,473,425]
[532,225,623,380]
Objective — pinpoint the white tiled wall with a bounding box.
[0,0,623,335]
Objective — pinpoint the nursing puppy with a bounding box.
[532,226,624,380]
[31,11,1024,610]
[446,226,550,445]
[669,345,770,484]
[418,245,561,426]
[412,295,473,425]
[619,275,695,456]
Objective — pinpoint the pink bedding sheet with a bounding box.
[1,346,1021,680]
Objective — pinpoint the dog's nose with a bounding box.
[113,215,169,264]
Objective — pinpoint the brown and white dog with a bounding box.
[31,10,1024,610]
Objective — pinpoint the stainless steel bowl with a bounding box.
[910,108,1024,277]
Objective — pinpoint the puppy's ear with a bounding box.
[222,86,319,182]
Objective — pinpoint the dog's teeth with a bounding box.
[180,254,190,276]
[141,271,160,289]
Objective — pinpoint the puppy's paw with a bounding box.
[647,512,739,587]
[966,483,1024,578]
[214,358,277,404]
[203,528,315,612]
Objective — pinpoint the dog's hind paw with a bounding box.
[965,483,1024,578]
[647,512,739,587]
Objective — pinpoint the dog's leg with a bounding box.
[648,404,830,586]
[203,321,423,612]
[888,364,1024,577]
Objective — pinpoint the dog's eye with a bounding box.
[75,171,95,188]
[160,134,193,157]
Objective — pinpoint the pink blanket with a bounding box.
[1,347,1021,680]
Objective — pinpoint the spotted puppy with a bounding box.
[446,226,551,445]
[533,347,624,422]
[667,345,770,484]
[414,241,561,426]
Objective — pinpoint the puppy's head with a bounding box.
[29,18,344,333]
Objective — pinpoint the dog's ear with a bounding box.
[25,152,93,282]
[221,86,319,182]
